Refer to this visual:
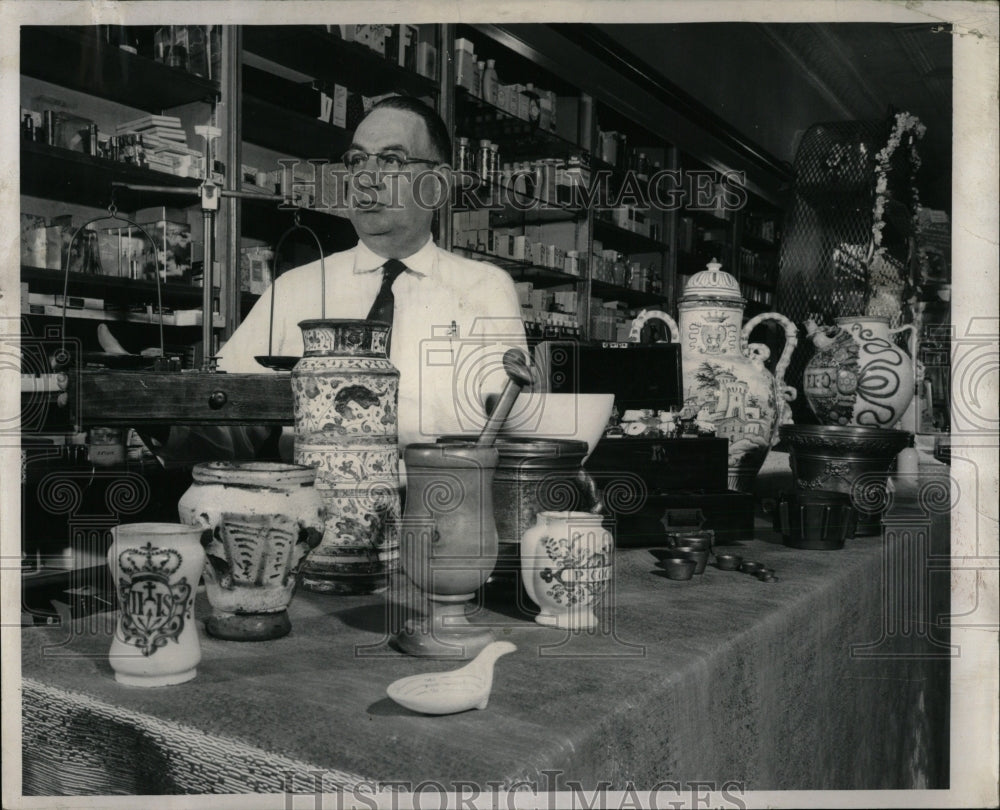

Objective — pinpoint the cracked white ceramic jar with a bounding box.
[178,461,325,641]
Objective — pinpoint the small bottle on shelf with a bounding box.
[489,143,500,187]
[475,60,486,98]
[477,139,492,186]
[455,136,470,174]
[482,59,498,105]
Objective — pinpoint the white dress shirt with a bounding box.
[217,237,527,450]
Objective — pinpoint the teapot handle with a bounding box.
[628,309,679,344]
[742,312,799,386]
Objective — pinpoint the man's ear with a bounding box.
[412,163,453,211]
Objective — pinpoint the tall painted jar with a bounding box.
[802,316,917,429]
[630,259,798,491]
[292,319,401,595]
[177,461,325,640]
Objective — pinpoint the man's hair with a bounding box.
[367,95,452,165]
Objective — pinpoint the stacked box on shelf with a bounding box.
[97,226,146,279]
[134,207,193,284]
[240,247,275,295]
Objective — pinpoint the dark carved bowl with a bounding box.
[779,424,912,536]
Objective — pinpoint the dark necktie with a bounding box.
[366,259,408,351]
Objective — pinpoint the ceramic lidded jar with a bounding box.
[106,523,205,687]
[177,461,325,641]
[521,511,613,630]
[291,319,401,595]
[802,316,917,428]
[630,259,798,491]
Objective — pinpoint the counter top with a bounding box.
[20,453,952,795]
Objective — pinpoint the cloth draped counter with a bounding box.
[19,453,951,795]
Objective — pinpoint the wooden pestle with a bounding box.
[476,348,533,448]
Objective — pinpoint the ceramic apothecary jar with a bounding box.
[291,319,401,595]
[178,461,325,641]
[521,511,613,630]
[107,522,205,687]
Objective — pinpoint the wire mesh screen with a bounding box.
[775,119,917,423]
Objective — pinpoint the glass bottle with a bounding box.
[489,142,500,187]
[482,59,498,105]
[477,139,492,185]
[475,60,486,98]
[455,136,470,174]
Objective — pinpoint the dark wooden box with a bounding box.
[609,489,756,548]
[585,436,729,493]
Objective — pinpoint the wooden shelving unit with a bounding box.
[21,26,219,111]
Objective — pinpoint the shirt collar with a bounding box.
[353,236,435,278]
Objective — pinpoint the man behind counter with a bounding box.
[149,95,527,464]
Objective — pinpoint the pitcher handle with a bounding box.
[742,312,799,386]
[889,323,918,359]
[628,309,680,344]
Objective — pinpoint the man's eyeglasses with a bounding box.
[341,149,440,175]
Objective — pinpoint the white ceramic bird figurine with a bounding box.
[386,641,517,715]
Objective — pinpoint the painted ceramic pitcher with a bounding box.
[630,259,798,491]
[802,316,917,429]
[292,319,401,595]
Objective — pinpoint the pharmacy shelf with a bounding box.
[588,279,667,308]
[452,247,582,289]
[243,96,349,161]
[455,183,585,226]
[592,217,668,254]
[239,196,356,252]
[22,266,217,310]
[21,142,203,210]
[20,26,219,111]
[24,304,224,329]
[242,26,438,100]
[455,89,587,161]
